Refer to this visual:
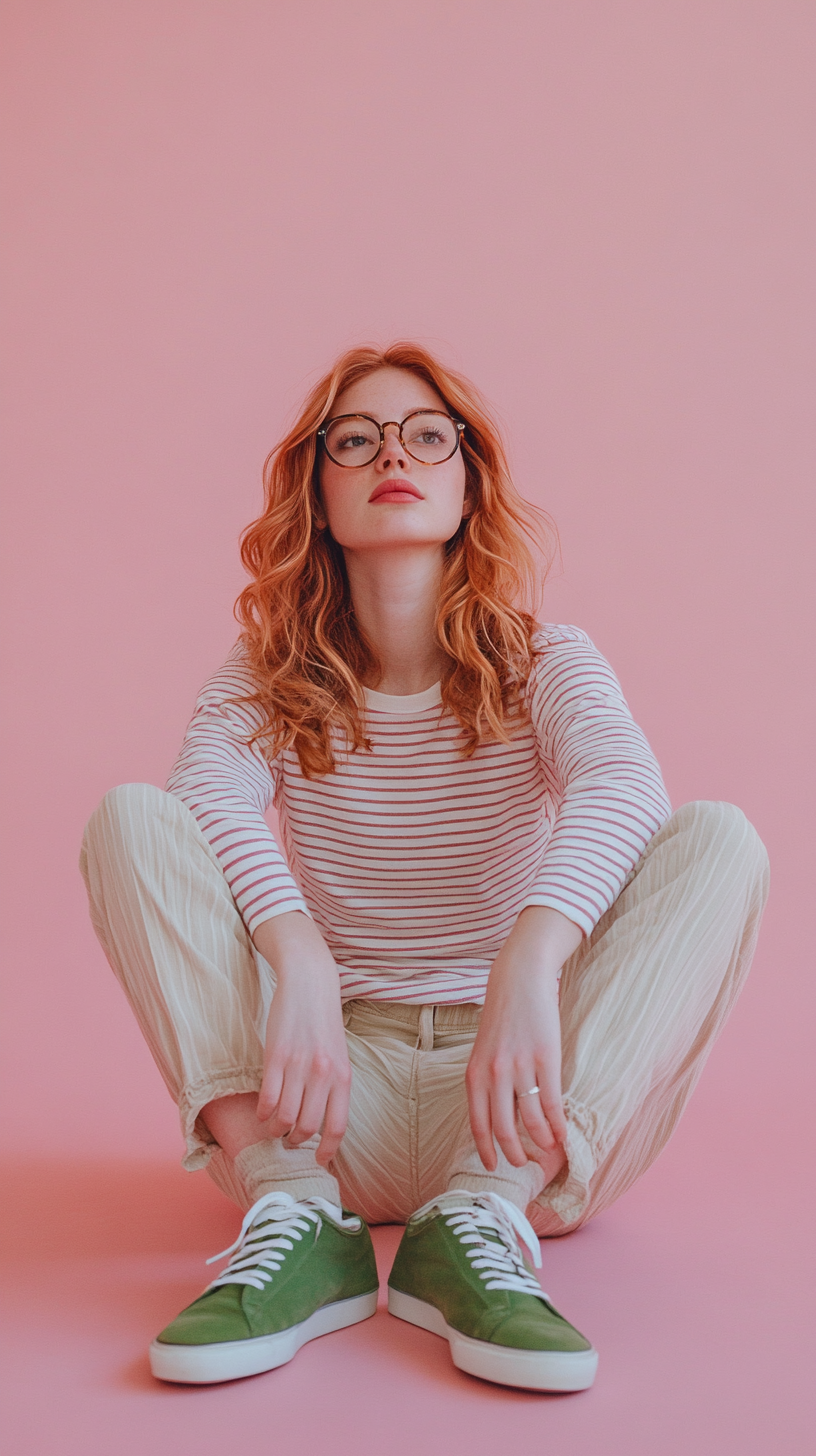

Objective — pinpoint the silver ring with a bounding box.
[517,1085,541,1099]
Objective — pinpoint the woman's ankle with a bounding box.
[235,1138,341,1207]
[200,1091,267,1161]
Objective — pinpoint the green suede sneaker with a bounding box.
[388,1190,598,1391]
[150,1191,379,1384]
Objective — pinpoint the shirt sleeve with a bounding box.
[165,643,310,936]
[523,626,672,936]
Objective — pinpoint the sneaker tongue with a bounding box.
[304,1198,344,1223]
[432,1193,474,1211]
[431,1194,506,1237]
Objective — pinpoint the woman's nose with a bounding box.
[377,423,410,470]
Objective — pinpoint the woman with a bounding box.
[81,343,768,1392]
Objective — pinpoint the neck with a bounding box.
[343,546,448,696]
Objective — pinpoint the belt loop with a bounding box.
[417,1004,434,1051]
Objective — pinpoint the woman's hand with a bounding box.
[253,912,351,1166]
[466,906,582,1172]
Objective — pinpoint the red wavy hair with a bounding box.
[236,343,554,777]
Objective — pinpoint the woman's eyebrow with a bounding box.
[345,406,443,422]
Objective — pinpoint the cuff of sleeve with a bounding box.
[521,893,597,939]
[244,896,312,938]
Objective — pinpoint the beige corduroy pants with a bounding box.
[80,785,768,1234]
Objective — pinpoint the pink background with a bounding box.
[2,3,814,1453]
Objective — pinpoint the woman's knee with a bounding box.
[81,782,181,863]
[100,781,169,817]
[672,800,770,883]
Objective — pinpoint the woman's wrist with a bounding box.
[272,955,340,989]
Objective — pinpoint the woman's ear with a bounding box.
[461,495,475,518]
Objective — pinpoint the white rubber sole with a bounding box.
[388,1288,598,1391]
[149,1289,379,1384]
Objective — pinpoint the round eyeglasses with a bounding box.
[318,410,465,468]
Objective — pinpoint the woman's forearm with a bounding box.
[502,905,583,976]
[253,910,339,983]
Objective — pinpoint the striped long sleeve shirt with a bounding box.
[166,625,671,1004]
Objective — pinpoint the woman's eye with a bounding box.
[338,433,372,449]
[408,428,445,445]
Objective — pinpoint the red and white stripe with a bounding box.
[166,625,671,1004]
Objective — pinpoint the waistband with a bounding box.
[342,998,481,1050]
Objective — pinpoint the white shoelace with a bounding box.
[205,1191,361,1293]
[413,1190,550,1302]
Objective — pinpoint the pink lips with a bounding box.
[368,479,423,503]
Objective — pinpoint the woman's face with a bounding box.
[317,367,468,555]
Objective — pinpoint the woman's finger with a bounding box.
[287,1066,333,1147]
[489,1076,529,1169]
[516,1082,557,1154]
[256,1057,285,1124]
[316,1078,351,1165]
[264,1063,306,1140]
[535,1059,568,1146]
[466,1069,498,1171]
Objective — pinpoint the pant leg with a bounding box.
[82,783,350,1208]
[81,783,276,1174]
[528,800,769,1235]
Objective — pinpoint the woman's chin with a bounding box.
[335,529,453,556]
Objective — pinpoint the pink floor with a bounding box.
[3,1077,813,1456]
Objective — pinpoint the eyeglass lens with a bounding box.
[323,413,459,467]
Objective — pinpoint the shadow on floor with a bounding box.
[1,1158,244,1257]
